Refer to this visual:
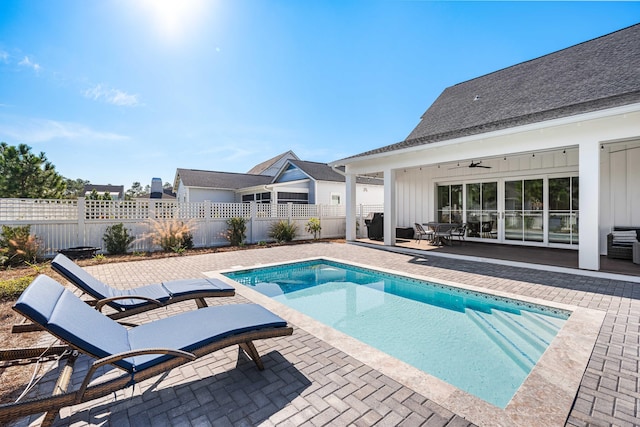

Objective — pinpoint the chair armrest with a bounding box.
[77,347,196,402]
[95,295,163,313]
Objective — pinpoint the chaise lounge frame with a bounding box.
[12,254,236,333]
[0,276,293,426]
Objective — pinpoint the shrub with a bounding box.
[225,217,247,246]
[103,223,135,254]
[305,217,322,239]
[0,275,34,299]
[0,225,41,267]
[269,220,297,243]
[144,219,195,252]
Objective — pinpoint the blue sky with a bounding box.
[0,1,638,190]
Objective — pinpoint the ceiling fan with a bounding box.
[468,161,491,169]
[449,160,492,170]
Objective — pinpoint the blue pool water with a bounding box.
[224,259,569,408]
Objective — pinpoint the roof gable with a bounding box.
[246,150,299,175]
[340,23,640,161]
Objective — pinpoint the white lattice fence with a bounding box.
[0,198,382,256]
[85,200,151,220]
[0,198,78,221]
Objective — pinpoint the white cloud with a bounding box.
[0,115,129,144]
[83,84,140,107]
[18,56,41,72]
[0,50,8,63]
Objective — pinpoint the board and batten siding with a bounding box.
[600,139,640,253]
[394,149,579,231]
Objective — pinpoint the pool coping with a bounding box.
[207,256,606,427]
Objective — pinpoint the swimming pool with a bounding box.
[224,258,570,408]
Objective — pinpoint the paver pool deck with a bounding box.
[11,242,640,426]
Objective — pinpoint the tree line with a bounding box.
[0,142,170,200]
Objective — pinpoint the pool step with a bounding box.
[466,309,563,373]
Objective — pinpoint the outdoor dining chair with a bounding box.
[414,223,434,243]
[450,223,467,243]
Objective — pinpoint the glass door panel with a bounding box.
[466,182,497,239]
[505,179,543,242]
[437,184,462,223]
[549,177,579,245]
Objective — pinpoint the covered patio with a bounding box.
[357,237,640,279]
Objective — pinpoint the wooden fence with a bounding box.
[0,198,384,257]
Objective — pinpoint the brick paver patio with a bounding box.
[10,242,640,426]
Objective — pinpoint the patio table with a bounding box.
[423,222,459,246]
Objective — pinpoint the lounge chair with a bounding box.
[0,275,293,426]
[49,253,234,319]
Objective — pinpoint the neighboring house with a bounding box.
[174,169,272,203]
[83,185,124,200]
[330,23,640,271]
[174,152,384,205]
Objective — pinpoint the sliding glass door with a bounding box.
[548,177,579,244]
[504,179,544,242]
[435,176,578,246]
[466,182,498,239]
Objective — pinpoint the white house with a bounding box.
[174,152,384,206]
[331,23,640,271]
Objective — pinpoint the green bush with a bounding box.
[269,220,297,243]
[0,225,41,267]
[305,217,322,239]
[225,217,247,246]
[103,223,135,254]
[0,275,34,299]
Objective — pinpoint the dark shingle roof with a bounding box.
[340,23,640,162]
[288,160,345,182]
[83,184,124,195]
[176,168,272,190]
[287,160,383,185]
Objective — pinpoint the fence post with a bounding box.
[78,197,86,246]
[204,200,212,247]
[149,200,156,220]
[249,201,257,244]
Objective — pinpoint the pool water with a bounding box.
[224,259,569,408]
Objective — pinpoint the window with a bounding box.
[331,193,341,205]
[277,192,308,204]
[242,192,271,203]
[257,192,271,203]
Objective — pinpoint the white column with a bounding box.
[383,168,397,246]
[345,173,357,241]
[578,140,600,270]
